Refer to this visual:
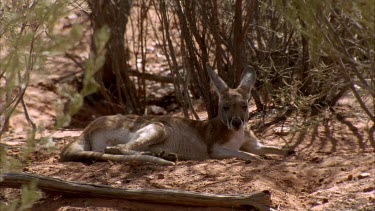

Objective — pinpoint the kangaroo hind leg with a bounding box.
[103,123,176,165]
[105,123,171,158]
[116,122,167,150]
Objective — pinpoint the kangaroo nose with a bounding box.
[231,117,243,130]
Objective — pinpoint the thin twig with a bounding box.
[20,97,37,140]
[158,0,190,118]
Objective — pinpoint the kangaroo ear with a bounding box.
[237,65,257,99]
[206,63,229,93]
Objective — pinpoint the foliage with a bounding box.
[0,0,108,210]
[147,0,374,123]
[1,0,81,134]
[55,24,109,128]
[0,180,42,211]
[274,0,374,120]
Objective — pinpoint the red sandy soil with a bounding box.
[1,75,374,210]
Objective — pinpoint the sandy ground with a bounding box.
[1,77,374,210]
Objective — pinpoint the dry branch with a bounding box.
[0,173,271,211]
[128,70,173,84]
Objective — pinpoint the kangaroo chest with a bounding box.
[218,129,245,150]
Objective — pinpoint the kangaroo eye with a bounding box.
[241,102,248,109]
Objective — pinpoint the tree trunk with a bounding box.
[231,0,245,87]
[88,0,142,114]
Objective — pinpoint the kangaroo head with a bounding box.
[207,64,257,131]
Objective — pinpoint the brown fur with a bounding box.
[61,65,292,165]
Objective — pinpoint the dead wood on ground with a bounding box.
[0,173,272,211]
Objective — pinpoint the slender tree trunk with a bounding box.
[88,0,142,114]
[231,0,245,87]
[299,32,311,96]
[174,0,218,119]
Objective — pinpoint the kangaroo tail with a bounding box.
[60,150,175,166]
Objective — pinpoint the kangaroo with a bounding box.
[61,64,292,165]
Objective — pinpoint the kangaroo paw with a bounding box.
[281,146,296,156]
[158,151,178,162]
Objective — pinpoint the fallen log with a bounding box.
[0,173,271,211]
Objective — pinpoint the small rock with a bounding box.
[347,174,353,181]
[68,14,78,19]
[273,126,292,136]
[322,198,329,203]
[145,105,167,115]
[363,186,375,193]
[245,160,252,164]
[357,172,371,179]
[311,157,321,163]
[157,174,165,179]
[145,175,153,180]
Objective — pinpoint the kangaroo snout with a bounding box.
[230,116,243,130]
